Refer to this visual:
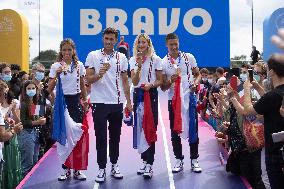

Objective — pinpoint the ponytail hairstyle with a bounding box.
[57,38,79,66]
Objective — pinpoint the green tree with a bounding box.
[230,54,248,68]
[32,50,58,69]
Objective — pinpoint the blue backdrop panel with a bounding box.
[63,0,230,67]
[263,8,284,61]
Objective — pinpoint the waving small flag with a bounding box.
[30,104,45,116]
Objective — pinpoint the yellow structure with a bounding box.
[0,9,29,72]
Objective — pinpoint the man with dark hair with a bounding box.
[86,27,132,183]
[215,67,224,79]
[165,33,179,42]
[243,54,284,189]
[161,33,202,173]
[10,64,21,75]
[250,46,261,65]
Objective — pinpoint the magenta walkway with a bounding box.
[16,92,248,189]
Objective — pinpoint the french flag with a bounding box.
[52,77,89,170]
[172,77,198,143]
[133,88,157,154]
[30,104,45,116]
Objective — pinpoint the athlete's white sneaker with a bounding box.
[111,164,123,179]
[95,169,106,183]
[172,159,184,173]
[137,161,147,175]
[191,159,202,173]
[73,170,87,181]
[58,168,71,181]
[143,164,153,179]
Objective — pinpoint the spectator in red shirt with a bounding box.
[116,36,130,59]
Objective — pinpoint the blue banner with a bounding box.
[63,0,230,67]
[263,8,284,61]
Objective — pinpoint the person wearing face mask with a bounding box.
[207,72,214,85]
[161,33,202,174]
[18,80,46,176]
[254,62,267,86]
[30,63,54,158]
[243,54,284,189]
[9,64,22,99]
[198,68,212,121]
[0,63,12,83]
[200,68,211,89]
[239,64,249,82]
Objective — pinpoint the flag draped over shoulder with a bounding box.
[52,77,88,169]
[133,88,157,154]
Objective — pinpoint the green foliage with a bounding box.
[32,50,58,69]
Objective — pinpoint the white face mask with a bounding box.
[240,74,247,82]
[202,77,208,82]
[26,89,36,97]
[208,79,213,84]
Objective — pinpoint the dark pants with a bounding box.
[62,94,83,170]
[239,150,265,189]
[133,88,158,165]
[168,100,199,160]
[265,152,284,189]
[92,103,123,169]
[0,159,3,189]
[64,94,83,123]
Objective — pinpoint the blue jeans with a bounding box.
[18,129,40,176]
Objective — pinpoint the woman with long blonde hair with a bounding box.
[129,33,163,179]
